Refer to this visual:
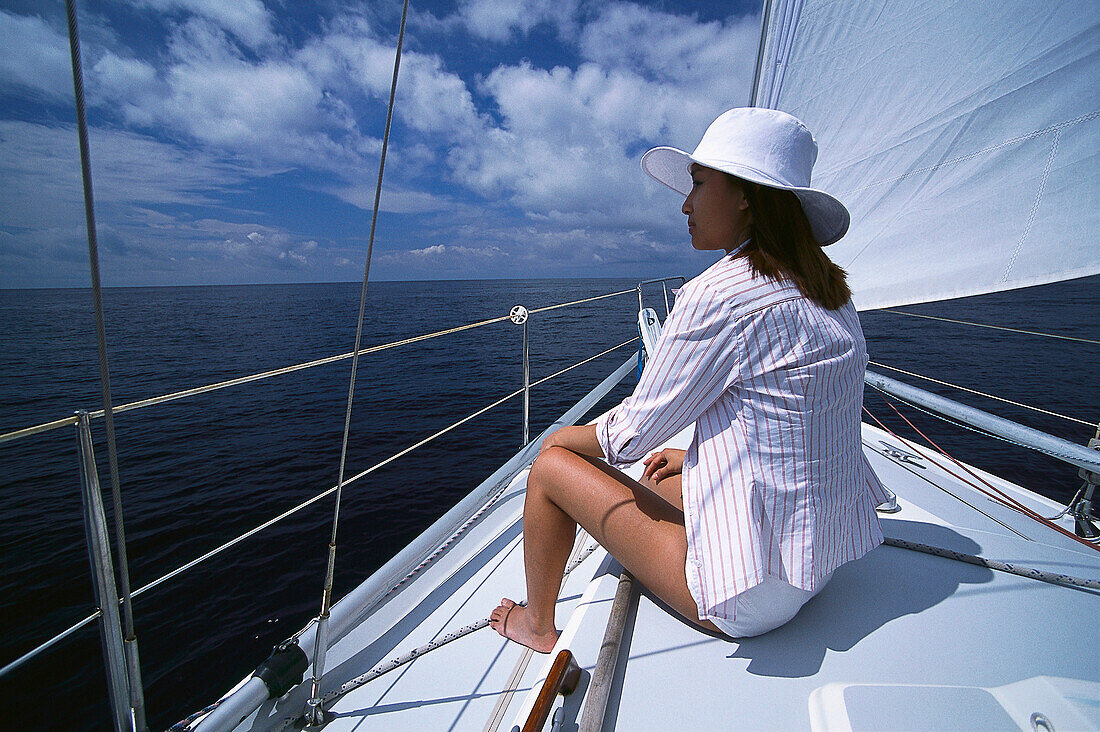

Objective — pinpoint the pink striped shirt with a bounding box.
[594,252,887,622]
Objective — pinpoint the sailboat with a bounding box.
[5,0,1097,729]
[177,2,1099,729]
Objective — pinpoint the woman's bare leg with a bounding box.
[641,472,683,512]
[489,447,716,652]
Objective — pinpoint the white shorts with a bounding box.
[708,572,833,638]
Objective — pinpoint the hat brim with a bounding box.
[640,146,850,246]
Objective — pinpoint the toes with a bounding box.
[489,598,519,639]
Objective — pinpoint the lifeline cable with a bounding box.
[0,290,638,446]
[868,360,1095,428]
[881,308,1100,346]
[0,337,637,680]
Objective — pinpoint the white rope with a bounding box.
[0,610,100,679]
[868,360,1096,427]
[883,537,1100,590]
[880,308,1100,346]
[0,294,638,446]
[530,288,634,314]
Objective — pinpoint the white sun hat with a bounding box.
[641,107,850,246]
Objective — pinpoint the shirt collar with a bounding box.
[726,238,750,259]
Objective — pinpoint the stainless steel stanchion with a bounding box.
[75,410,133,732]
[511,305,531,444]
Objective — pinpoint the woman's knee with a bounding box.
[529,446,574,493]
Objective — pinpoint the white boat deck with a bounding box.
[234,422,1100,732]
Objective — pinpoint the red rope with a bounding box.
[872,402,1032,512]
[862,405,1018,510]
[862,399,1099,552]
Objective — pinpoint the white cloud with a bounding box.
[305,16,484,138]
[375,242,511,279]
[578,4,759,85]
[448,60,702,230]
[130,0,276,50]
[457,0,581,43]
[82,15,383,176]
[163,54,321,148]
[0,11,71,100]
[0,120,332,286]
[448,2,760,238]
[82,10,485,183]
[409,243,505,258]
[205,227,322,269]
[329,182,457,214]
[1,2,763,286]
[91,52,161,126]
[0,121,260,229]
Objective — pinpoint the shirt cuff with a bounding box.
[593,408,630,468]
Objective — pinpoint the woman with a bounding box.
[490,108,889,651]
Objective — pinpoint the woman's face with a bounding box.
[682,164,751,253]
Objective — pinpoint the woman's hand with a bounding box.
[539,428,569,453]
[642,448,686,483]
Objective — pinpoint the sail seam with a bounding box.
[1000,129,1059,283]
[834,110,1098,195]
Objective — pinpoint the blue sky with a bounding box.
[0,0,762,287]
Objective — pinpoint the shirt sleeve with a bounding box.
[594,283,744,467]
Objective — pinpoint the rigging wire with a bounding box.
[867,360,1095,428]
[881,308,1100,345]
[299,0,414,719]
[1044,482,1088,522]
[63,0,146,727]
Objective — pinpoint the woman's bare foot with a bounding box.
[489,598,560,653]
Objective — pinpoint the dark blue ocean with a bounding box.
[0,276,1096,730]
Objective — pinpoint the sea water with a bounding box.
[0,275,1095,730]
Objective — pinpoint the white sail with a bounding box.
[754,0,1099,310]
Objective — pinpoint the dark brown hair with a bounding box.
[738,179,851,310]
